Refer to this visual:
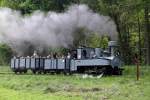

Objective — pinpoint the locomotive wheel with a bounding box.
[104,67,113,75]
[113,67,120,75]
[113,67,123,75]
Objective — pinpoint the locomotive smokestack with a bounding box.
[108,41,118,56]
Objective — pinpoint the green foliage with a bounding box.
[0,0,74,13]
[72,27,87,48]
[0,44,12,65]
[86,33,109,49]
[79,0,100,12]
[96,0,149,65]
[49,47,69,55]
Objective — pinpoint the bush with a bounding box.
[0,44,12,65]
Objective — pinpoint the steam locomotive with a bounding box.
[10,41,123,75]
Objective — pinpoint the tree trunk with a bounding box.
[112,14,132,64]
[138,16,142,63]
[144,4,150,65]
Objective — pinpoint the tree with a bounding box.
[0,0,149,65]
[144,0,150,65]
[86,33,109,49]
[0,44,12,65]
[0,0,73,14]
[95,0,149,64]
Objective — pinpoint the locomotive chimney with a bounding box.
[108,41,118,56]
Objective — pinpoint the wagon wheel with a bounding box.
[63,69,71,75]
[14,70,18,74]
[68,71,73,75]
[56,71,61,74]
[19,71,23,74]
[23,70,27,74]
[38,71,42,74]
[43,71,47,74]
[32,70,36,74]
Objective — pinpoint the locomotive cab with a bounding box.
[77,47,95,59]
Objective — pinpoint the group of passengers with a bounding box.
[13,50,72,59]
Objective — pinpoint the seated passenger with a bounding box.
[27,56,30,58]
[61,55,65,59]
[33,50,38,58]
[67,52,71,59]
[13,56,16,59]
[90,51,97,58]
[53,53,57,59]
[83,50,87,58]
[47,54,51,58]
[72,51,77,59]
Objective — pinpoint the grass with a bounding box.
[0,66,149,100]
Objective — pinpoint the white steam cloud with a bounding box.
[0,4,117,56]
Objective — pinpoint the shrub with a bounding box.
[0,44,12,65]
